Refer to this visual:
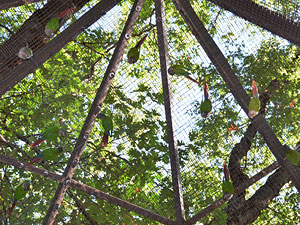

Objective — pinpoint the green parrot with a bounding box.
[168,64,201,85]
[17,47,33,60]
[200,80,212,118]
[29,147,63,164]
[30,126,63,148]
[248,80,261,118]
[286,142,300,166]
[97,113,113,148]
[222,162,234,195]
[127,34,147,64]
[7,182,30,217]
[45,8,73,37]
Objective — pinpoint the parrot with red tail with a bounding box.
[248,80,261,118]
[29,147,63,164]
[30,126,63,148]
[7,182,30,217]
[168,64,201,85]
[200,80,212,118]
[222,162,234,194]
[45,8,74,37]
[97,113,113,148]
[127,34,148,64]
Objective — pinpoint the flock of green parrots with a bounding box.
[9,8,300,218]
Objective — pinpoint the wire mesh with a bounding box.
[0,0,300,224]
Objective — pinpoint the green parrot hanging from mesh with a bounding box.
[286,142,300,166]
[45,8,74,37]
[97,113,113,148]
[30,126,63,148]
[29,147,63,164]
[222,162,234,195]
[200,80,212,118]
[17,47,33,60]
[127,34,148,64]
[248,80,261,118]
[168,64,201,85]
[7,182,30,217]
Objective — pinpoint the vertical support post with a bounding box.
[154,0,186,223]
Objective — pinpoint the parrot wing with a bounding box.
[43,126,59,141]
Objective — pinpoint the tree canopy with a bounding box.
[0,0,299,224]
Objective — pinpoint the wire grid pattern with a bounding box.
[254,0,300,22]
[0,0,300,224]
[0,0,94,80]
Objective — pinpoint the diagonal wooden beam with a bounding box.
[172,0,300,196]
[208,0,300,46]
[186,194,232,225]
[0,155,176,225]
[154,0,186,223]
[42,0,145,224]
[0,0,41,10]
[0,0,121,97]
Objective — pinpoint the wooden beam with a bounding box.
[42,0,145,224]
[0,154,176,225]
[0,0,121,97]
[172,0,300,205]
[154,0,186,223]
[208,0,300,46]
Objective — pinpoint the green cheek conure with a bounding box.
[286,142,300,166]
[7,182,30,217]
[45,8,73,37]
[29,147,63,164]
[17,47,33,60]
[127,34,147,64]
[200,80,212,118]
[222,162,234,195]
[98,113,113,148]
[248,80,261,118]
[30,126,63,148]
[168,64,201,85]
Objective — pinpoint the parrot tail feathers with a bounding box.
[29,138,45,148]
[223,162,231,181]
[185,76,201,85]
[135,34,148,48]
[252,80,259,97]
[29,157,42,165]
[7,201,18,217]
[101,134,109,148]
[57,8,74,19]
[204,80,209,99]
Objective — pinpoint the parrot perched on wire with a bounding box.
[97,113,113,148]
[248,80,261,118]
[30,126,63,148]
[168,64,201,85]
[127,34,148,64]
[17,47,33,60]
[29,147,63,164]
[222,162,234,195]
[200,80,212,118]
[286,142,300,166]
[7,182,30,217]
[45,8,74,37]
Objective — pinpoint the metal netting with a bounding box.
[0,0,300,224]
